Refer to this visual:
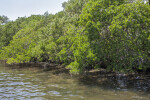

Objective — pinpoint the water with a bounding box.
[0,62,150,100]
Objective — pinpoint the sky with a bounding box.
[0,0,68,21]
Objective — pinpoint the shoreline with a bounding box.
[1,60,149,76]
[1,60,150,93]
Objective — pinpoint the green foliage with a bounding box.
[75,0,150,72]
[0,0,150,73]
[0,15,44,63]
[0,15,9,24]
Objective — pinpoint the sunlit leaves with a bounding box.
[0,0,150,73]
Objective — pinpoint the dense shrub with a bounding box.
[0,0,149,73]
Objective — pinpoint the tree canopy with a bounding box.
[0,0,150,73]
[0,15,9,24]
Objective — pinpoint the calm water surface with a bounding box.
[0,62,150,100]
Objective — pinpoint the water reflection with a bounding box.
[79,71,150,93]
[0,63,150,100]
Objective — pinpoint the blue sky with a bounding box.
[0,0,68,20]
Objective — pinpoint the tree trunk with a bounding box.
[149,0,150,5]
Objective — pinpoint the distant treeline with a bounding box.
[0,0,150,73]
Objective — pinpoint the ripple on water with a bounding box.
[48,91,62,96]
[0,63,150,100]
